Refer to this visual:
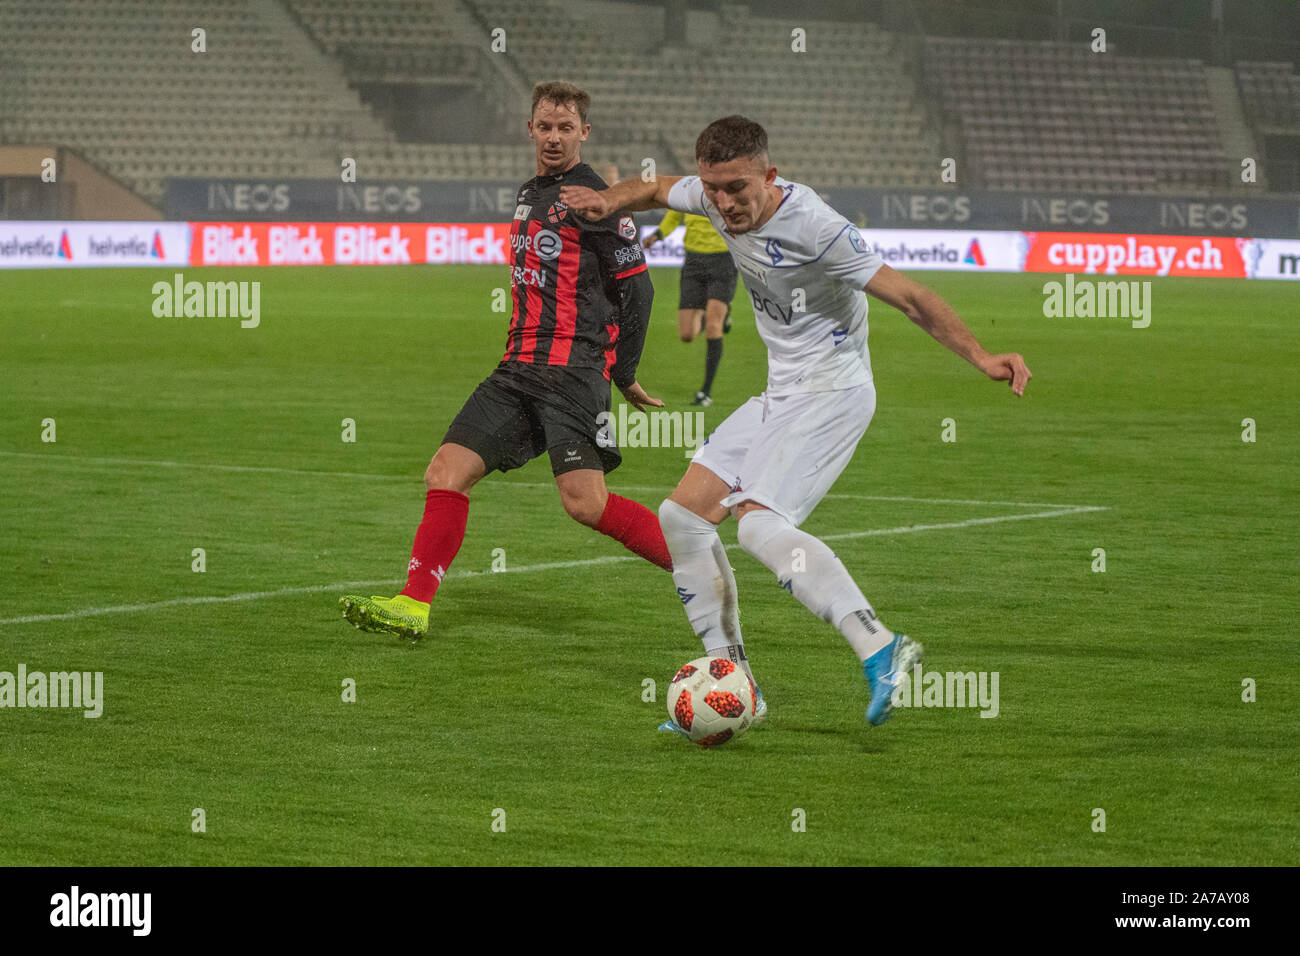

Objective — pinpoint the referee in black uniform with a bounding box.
[642,209,738,406]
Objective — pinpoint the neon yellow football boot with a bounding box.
[339,594,429,641]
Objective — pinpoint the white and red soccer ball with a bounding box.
[666,656,757,747]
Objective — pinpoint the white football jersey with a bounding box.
[667,175,883,395]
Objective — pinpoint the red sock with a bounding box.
[400,489,469,602]
[595,493,673,571]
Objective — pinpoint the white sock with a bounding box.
[837,607,893,663]
[736,509,891,661]
[658,499,753,681]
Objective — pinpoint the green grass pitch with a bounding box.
[0,264,1296,865]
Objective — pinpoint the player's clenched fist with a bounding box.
[558,185,609,220]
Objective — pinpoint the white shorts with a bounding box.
[691,383,875,526]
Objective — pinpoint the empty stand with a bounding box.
[0,0,1279,204]
[925,37,1230,193]
[1235,61,1300,127]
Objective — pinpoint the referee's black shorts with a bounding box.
[442,362,621,476]
[679,250,738,311]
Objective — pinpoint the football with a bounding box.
[666,657,757,747]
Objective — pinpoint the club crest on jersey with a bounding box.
[547,201,568,224]
[848,228,868,254]
[618,216,636,241]
[765,239,784,265]
[514,204,532,220]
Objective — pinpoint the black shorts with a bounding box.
[442,362,621,476]
[679,250,738,311]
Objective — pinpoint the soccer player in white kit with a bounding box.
[561,116,1031,729]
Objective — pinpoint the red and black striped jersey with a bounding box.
[502,162,651,385]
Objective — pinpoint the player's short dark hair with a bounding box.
[695,115,769,166]
[531,81,590,124]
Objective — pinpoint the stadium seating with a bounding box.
[1235,61,1300,127]
[279,0,943,187]
[0,0,385,205]
[0,0,1271,202]
[925,37,1230,193]
[461,0,942,186]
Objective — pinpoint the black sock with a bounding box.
[701,337,723,395]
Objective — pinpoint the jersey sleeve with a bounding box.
[579,208,647,280]
[577,209,652,387]
[655,209,683,237]
[666,176,708,215]
[817,217,883,289]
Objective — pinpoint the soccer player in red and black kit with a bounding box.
[339,81,671,640]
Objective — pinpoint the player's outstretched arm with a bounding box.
[865,265,1032,396]
[610,267,663,412]
[560,175,683,221]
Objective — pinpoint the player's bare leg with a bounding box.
[658,464,764,725]
[424,442,487,494]
[555,467,610,528]
[733,500,922,725]
[339,442,486,641]
[557,467,672,570]
[676,308,704,343]
[703,299,727,338]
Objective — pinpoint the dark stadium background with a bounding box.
[3,0,1298,226]
[0,0,1296,914]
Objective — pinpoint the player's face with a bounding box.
[528,100,590,175]
[697,155,778,234]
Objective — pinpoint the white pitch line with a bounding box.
[822,492,1092,509]
[817,505,1109,543]
[0,506,1107,627]
[1,451,1090,509]
[0,451,413,483]
[0,579,404,626]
